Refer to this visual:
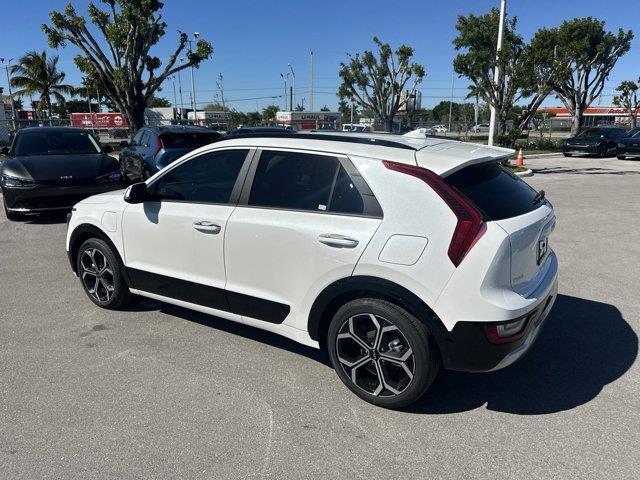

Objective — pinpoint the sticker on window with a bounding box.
[318,204,327,211]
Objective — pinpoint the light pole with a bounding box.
[0,57,16,127]
[179,30,200,116]
[488,0,507,146]
[288,63,295,110]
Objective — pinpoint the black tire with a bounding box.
[617,155,626,160]
[76,238,134,309]
[327,298,440,409]
[563,152,572,157]
[3,198,23,221]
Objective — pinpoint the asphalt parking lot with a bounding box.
[1,154,639,479]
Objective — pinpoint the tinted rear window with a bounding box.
[445,163,540,220]
[160,132,221,148]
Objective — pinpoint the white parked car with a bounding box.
[472,123,491,133]
[432,124,448,133]
[66,132,558,408]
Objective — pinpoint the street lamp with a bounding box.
[0,57,16,126]
[178,30,200,117]
[170,76,178,120]
[177,58,185,119]
[288,63,295,110]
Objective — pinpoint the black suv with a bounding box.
[120,125,222,182]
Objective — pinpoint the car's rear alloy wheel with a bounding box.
[77,238,134,309]
[335,314,415,397]
[327,298,440,409]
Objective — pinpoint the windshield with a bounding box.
[577,129,608,139]
[160,132,221,148]
[14,130,101,156]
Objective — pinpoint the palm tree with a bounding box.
[10,50,73,117]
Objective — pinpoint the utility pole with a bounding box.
[488,0,506,146]
[0,58,16,128]
[309,50,314,111]
[474,94,479,125]
[217,73,226,110]
[448,71,455,135]
[288,63,295,109]
[280,73,289,110]
[350,102,354,125]
[171,76,178,119]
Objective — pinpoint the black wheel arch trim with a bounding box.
[67,223,134,288]
[308,275,448,346]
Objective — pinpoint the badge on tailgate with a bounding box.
[537,236,549,265]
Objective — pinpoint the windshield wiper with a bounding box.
[532,190,546,205]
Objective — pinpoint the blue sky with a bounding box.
[1,0,639,112]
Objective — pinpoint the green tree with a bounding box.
[9,50,73,117]
[338,97,359,124]
[262,104,279,123]
[453,8,524,136]
[339,37,425,132]
[320,105,330,112]
[202,102,228,111]
[147,96,171,108]
[247,111,262,125]
[613,79,640,128]
[294,103,305,112]
[42,1,213,131]
[547,18,633,136]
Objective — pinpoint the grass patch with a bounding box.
[507,164,529,173]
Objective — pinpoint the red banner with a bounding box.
[70,112,128,129]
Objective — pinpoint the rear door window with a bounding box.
[249,151,339,212]
[445,162,540,220]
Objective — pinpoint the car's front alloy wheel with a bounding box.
[80,247,115,303]
[327,298,440,409]
[77,238,134,309]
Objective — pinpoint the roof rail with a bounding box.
[220,132,417,150]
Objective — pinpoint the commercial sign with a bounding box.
[70,112,128,128]
[541,107,640,118]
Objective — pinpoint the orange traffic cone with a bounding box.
[515,148,524,166]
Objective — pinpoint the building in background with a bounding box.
[541,106,640,128]
[275,111,340,131]
[187,110,229,131]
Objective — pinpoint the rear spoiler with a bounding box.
[414,141,515,176]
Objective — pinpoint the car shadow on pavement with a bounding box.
[533,166,640,175]
[18,212,68,224]
[408,293,638,415]
[156,302,332,367]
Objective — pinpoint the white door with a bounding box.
[224,149,383,329]
[122,148,252,310]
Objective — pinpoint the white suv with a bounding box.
[66,132,558,408]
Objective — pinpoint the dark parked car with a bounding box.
[119,125,222,182]
[226,126,294,136]
[0,127,124,221]
[562,127,628,157]
[616,128,640,160]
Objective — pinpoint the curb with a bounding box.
[515,168,533,177]
[524,152,563,159]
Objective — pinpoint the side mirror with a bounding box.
[119,140,130,148]
[102,144,113,154]
[0,146,9,156]
[124,182,149,204]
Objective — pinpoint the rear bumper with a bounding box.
[433,247,559,372]
[436,278,557,372]
[616,146,640,157]
[2,182,124,212]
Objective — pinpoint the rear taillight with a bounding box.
[155,137,164,157]
[483,307,540,344]
[383,161,485,267]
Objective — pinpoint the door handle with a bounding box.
[193,220,221,234]
[318,233,359,248]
